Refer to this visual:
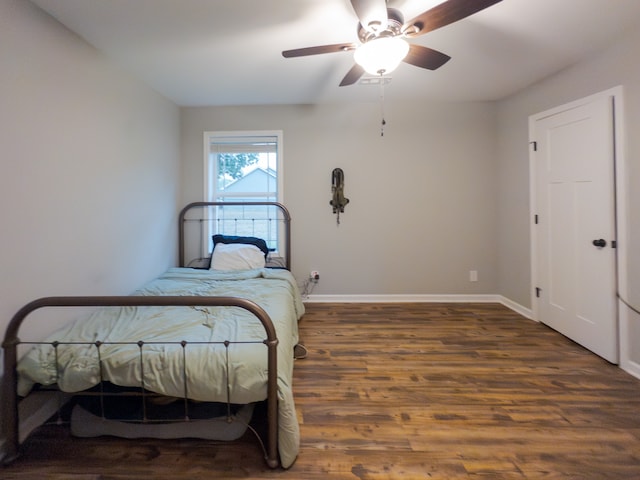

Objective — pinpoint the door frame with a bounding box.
[529,86,631,368]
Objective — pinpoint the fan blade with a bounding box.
[403,44,451,70]
[339,64,365,87]
[403,0,502,37]
[282,43,356,58]
[351,0,388,32]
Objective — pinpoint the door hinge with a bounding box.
[534,214,539,224]
[530,141,538,152]
[536,287,542,298]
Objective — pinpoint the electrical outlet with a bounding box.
[310,270,320,281]
[469,270,478,282]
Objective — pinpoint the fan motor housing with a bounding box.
[357,8,404,43]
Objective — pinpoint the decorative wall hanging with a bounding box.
[330,168,349,225]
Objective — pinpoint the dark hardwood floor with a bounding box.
[4,302,640,479]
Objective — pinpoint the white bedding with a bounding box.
[17,267,305,468]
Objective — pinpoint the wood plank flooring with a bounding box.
[4,302,640,479]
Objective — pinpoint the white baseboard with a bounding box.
[621,359,640,381]
[305,293,533,319]
[498,295,533,319]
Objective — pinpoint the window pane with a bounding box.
[210,135,278,196]
[217,152,277,195]
[213,204,280,251]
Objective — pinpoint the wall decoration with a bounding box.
[330,168,349,225]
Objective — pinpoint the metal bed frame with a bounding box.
[2,201,293,469]
[178,201,291,270]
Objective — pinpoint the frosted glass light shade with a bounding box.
[354,37,410,75]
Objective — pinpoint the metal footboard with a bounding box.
[1,295,280,469]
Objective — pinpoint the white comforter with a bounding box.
[17,267,305,468]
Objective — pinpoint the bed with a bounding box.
[1,201,304,469]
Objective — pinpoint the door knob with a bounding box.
[592,239,607,248]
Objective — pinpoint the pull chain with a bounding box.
[379,73,386,136]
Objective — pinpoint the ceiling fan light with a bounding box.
[354,37,410,75]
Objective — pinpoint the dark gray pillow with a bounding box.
[212,235,269,259]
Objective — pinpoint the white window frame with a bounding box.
[202,130,284,256]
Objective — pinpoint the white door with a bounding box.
[531,93,618,363]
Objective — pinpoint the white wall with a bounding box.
[0,0,181,345]
[495,23,640,374]
[182,101,499,296]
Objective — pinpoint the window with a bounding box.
[203,130,283,254]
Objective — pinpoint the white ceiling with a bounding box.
[30,0,640,107]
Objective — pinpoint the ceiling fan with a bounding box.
[282,0,503,86]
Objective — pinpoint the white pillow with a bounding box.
[210,243,266,271]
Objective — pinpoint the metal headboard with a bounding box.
[178,201,292,270]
